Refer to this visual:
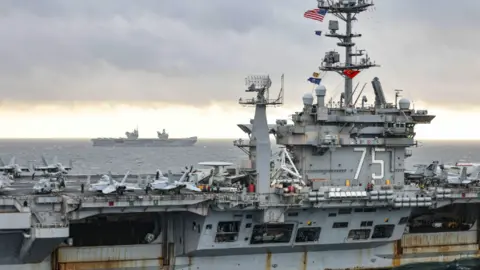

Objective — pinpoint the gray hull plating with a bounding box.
[91,137,198,147]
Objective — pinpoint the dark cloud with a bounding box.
[0,0,477,108]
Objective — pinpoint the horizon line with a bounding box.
[0,137,477,141]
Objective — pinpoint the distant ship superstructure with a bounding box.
[91,127,197,147]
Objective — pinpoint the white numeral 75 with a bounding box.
[353,147,385,180]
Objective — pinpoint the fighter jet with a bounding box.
[33,175,66,194]
[33,155,73,175]
[445,166,480,187]
[0,157,29,178]
[0,175,14,192]
[87,171,141,195]
[146,169,201,194]
[404,161,444,183]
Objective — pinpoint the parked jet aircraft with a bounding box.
[147,169,201,194]
[0,157,29,178]
[405,161,443,182]
[445,166,480,187]
[34,155,72,174]
[33,175,66,194]
[87,171,141,195]
[0,175,14,192]
[187,162,246,186]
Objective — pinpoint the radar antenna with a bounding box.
[318,0,378,107]
[239,75,284,107]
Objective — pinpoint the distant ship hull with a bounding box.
[91,137,197,147]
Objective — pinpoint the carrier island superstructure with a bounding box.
[0,0,478,269]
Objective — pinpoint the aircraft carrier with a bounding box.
[0,0,479,269]
[91,128,197,147]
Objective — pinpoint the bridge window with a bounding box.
[328,213,337,217]
[206,224,212,230]
[333,222,348,228]
[338,208,352,215]
[398,217,409,225]
[215,221,240,243]
[347,229,371,240]
[288,212,299,217]
[250,224,294,245]
[295,227,321,243]
[363,208,376,212]
[246,214,253,219]
[372,225,395,239]
[360,221,373,227]
[246,223,252,228]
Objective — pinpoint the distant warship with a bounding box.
[91,127,197,147]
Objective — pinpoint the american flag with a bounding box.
[303,8,328,22]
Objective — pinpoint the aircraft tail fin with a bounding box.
[136,174,144,186]
[8,157,15,166]
[178,170,189,183]
[167,170,174,183]
[121,171,130,184]
[461,167,467,180]
[52,156,58,164]
[28,160,35,172]
[41,155,49,166]
[470,166,480,180]
[0,158,5,167]
[108,171,114,184]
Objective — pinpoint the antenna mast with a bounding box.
[394,89,403,108]
[318,0,378,107]
[238,75,284,195]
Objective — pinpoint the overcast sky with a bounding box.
[0,0,478,139]
[0,0,478,110]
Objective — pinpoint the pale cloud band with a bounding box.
[0,0,478,109]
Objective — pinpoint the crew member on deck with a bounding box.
[366,182,374,192]
[155,170,160,180]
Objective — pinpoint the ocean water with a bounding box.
[0,138,479,269]
[0,139,479,175]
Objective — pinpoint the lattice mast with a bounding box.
[318,0,378,106]
[238,75,284,194]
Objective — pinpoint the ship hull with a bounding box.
[0,205,477,270]
[91,137,197,147]
[0,237,478,270]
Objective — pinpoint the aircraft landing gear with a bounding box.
[116,187,126,196]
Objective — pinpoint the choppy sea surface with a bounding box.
[1,138,480,269]
[0,139,479,174]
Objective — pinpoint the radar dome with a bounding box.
[315,85,327,96]
[302,93,314,106]
[398,98,410,110]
